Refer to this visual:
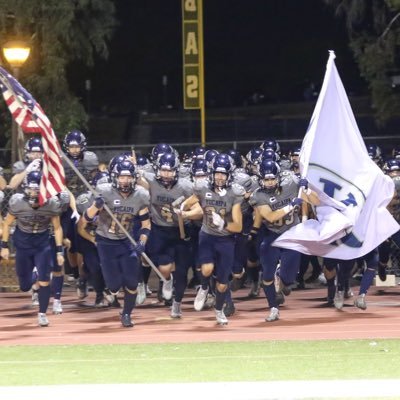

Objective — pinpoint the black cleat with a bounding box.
[223,301,236,317]
[378,264,387,282]
[121,313,134,328]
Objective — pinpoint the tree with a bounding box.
[0,0,116,142]
[324,0,400,124]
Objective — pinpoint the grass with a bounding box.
[0,339,400,385]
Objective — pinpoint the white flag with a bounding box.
[273,51,399,259]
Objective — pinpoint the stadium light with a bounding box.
[2,40,31,165]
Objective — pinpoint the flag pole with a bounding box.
[61,153,166,282]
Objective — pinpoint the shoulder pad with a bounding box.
[232,182,246,196]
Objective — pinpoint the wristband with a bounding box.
[84,210,95,222]
[1,241,8,249]
[56,245,63,253]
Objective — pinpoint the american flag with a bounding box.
[0,66,65,205]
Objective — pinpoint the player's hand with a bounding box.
[71,209,80,224]
[56,253,64,266]
[133,240,145,255]
[26,159,41,173]
[211,211,225,231]
[299,178,308,190]
[94,195,104,209]
[291,197,303,207]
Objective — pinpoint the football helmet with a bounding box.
[227,149,243,168]
[260,149,279,162]
[91,170,110,187]
[63,130,87,159]
[366,144,383,165]
[260,139,280,154]
[209,153,233,189]
[383,158,400,175]
[193,146,207,160]
[245,147,263,175]
[24,137,43,162]
[108,152,131,177]
[23,171,42,206]
[155,153,179,187]
[204,149,219,164]
[191,158,209,178]
[258,159,281,193]
[150,143,173,162]
[112,160,137,193]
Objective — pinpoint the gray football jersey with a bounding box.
[194,180,244,237]
[77,192,97,237]
[390,176,400,223]
[9,193,61,234]
[249,171,300,234]
[93,183,150,240]
[56,190,71,213]
[179,164,191,179]
[64,151,99,196]
[12,160,28,175]
[144,172,193,227]
[233,170,255,215]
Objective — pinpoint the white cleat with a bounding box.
[52,299,63,314]
[31,291,39,307]
[171,300,182,318]
[354,293,367,310]
[162,276,173,300]
[194,287,209,311]
[136,283,146,305]
[266,307,280,322]
[215,309,228,325]
[334,291,344,310]
[38,312,49,327]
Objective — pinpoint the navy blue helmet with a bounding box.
[63,130,87,159]
[191,158,209,178]
[258,159,281,193]
[209,153,233,188]
[91,170,110,187]
[25,137,43,154]
[260,149,279,162]
[260,139,280,154]
[23,171,42,206]
[204,149,219,164]
[383,158,400,174]
[193,146,207,159]
[366,144,383,164]
[227,149,243,168]
[112,160,137,193]
[150,143,173,162]
[155,152,180,187]
[108,152,131,177]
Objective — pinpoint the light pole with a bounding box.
[2,40,31,165]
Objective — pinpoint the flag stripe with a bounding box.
[0,67,65,204]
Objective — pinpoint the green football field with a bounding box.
[1,339,400,386]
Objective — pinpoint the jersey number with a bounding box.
[108,213,132,234]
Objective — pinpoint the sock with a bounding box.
[123,291,137,316]
[215,290,226,310]
[359,268,375,295]
[249,266,260,283]
[143,266,151,284]
[38,285,51,314]
[51,275,64,300]
[200,274,209,291]
[263,283,277,308]
[326,278,335,301]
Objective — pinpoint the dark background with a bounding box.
[71,0,365,116]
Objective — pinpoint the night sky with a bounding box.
[84,0,365,114]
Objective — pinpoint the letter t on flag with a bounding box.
[273,51,399,259]
[0,66,65,205]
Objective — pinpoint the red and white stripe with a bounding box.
[1,79,65,204]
